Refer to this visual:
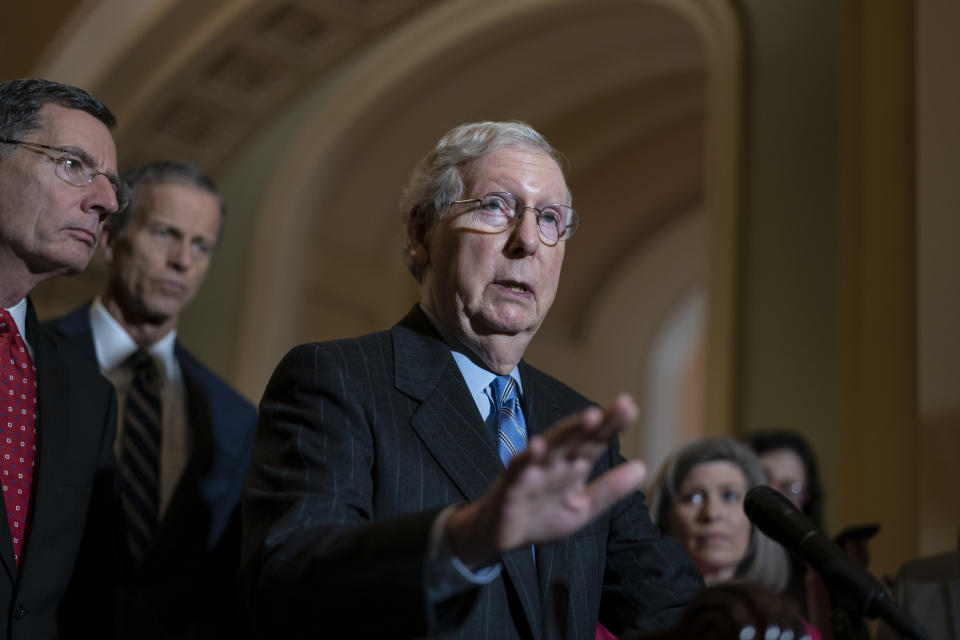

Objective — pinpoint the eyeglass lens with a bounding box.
[479,193,573,243]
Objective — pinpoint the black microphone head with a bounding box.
[746,488,929,639]
[744,485,819,550]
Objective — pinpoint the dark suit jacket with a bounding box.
[875,549,960,640]
[0,302,116,640]
[45,304,258,639]
[242,305,702,640]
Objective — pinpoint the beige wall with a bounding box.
[734,0,841,526]
[734,0,957,578]
[916,0,960,555]
[835,0,918,580]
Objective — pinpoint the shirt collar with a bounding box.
[419,303,522,419]
[2,298,32,357]
[2,298,29,340]
[450,351,521,400]
[90,298,178,378]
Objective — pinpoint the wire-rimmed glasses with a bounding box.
[0,138,130,212]
[450,192,580,246]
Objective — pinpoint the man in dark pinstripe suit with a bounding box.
[242,121,703,639]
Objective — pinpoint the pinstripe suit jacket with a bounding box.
[242,306,702,639]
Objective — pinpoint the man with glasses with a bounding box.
[47,161,256,638]
[0,78,123,638]
[243,121,703,638]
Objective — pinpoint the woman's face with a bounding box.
[666,461,752,585]
[759,448,808,508]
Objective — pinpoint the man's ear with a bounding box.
[406,210,430,269]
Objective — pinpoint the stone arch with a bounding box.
[228,0,741,449]
[33,0,742,446]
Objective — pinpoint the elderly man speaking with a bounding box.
[242,121,702,639]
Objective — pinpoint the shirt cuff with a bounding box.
[426,504,501,601]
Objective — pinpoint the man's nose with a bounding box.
[83,174,119,219]
[507,208,542,255]
[169,241,192,270]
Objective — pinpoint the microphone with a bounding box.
[743,485,928,640]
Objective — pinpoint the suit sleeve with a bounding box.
[597,438,704,636]
[241,342,466,638]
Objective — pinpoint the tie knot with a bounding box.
[128,350,161,385]
[0,309,19,337]
[491,375,518,409]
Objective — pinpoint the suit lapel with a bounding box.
[394,307,543,639]
[518,362,562,441]
[48,303,97,360]
[406,363,502,504]
[393,307,503,504]
[22,305,97,580]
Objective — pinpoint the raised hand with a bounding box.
[447,394,647,569]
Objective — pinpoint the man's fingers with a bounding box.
[540,394,638,460]
[582,460,647,516]
[508,394,640,485]
[607,393,639,426]
[593,394,638,440]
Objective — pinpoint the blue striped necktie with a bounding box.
[491,375,527,466]
[119,350,163,564]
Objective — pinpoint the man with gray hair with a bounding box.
[243,121,702,638]
[0,77,123,639]
[48,160,256,639]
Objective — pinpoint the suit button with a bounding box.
[14,603,24,620]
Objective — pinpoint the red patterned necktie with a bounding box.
[0,309,37,566]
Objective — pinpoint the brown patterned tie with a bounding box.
[118,350,162,563]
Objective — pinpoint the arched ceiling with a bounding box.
[24,0,729,410]
[0,1,82,80]
[43,0,454,172]
[31,0,706,179]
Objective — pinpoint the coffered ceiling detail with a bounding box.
[87,0,437,171]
